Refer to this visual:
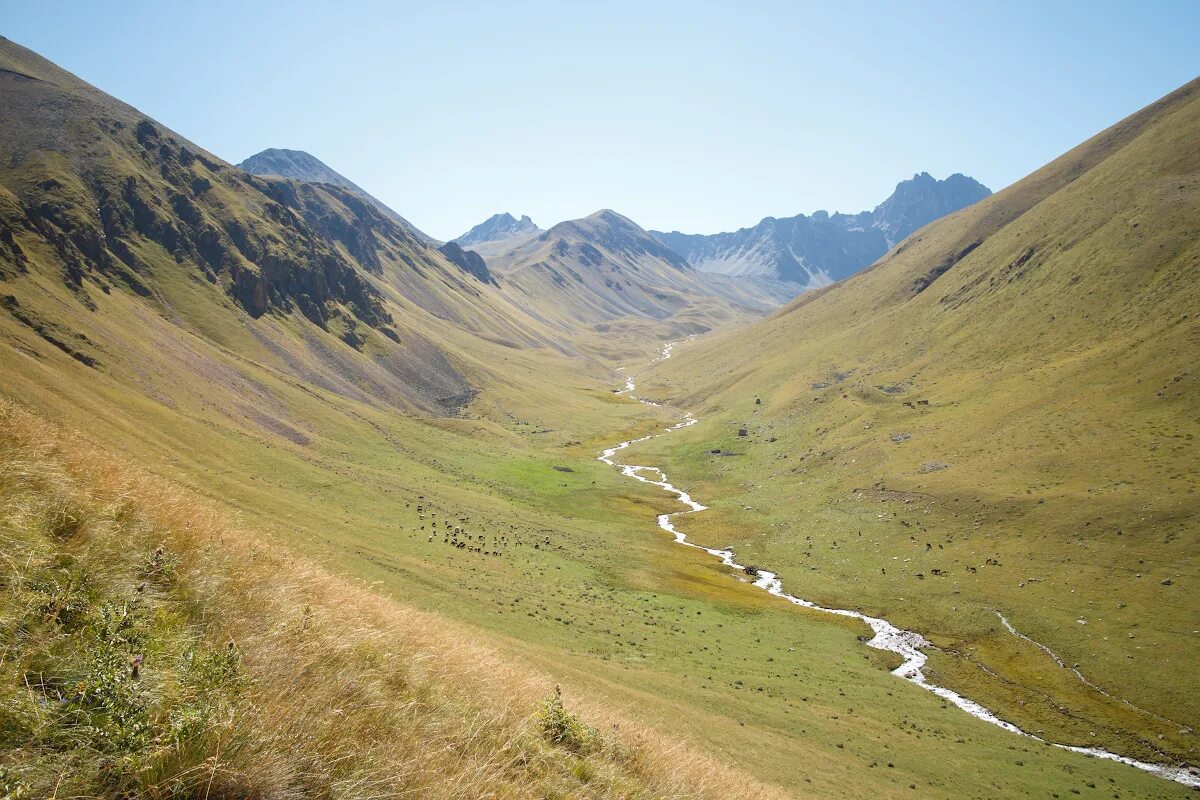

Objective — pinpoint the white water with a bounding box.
[598,343,1200,789]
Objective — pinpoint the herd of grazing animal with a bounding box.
[406,497,552,558]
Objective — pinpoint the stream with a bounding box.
[598,342,1200,789]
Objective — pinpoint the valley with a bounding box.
[0,25,1196,800]
[602,343,1198,789]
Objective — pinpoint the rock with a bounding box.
[890,433,912,443]
[1162,578,1173,586]
[737,427,749,437]
[919,461,949,473]
[438,241,494,283]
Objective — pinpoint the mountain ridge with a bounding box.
[0,35,588,415]
[238,147,439,245]
[652,172,991,291]
[480,207,784,340]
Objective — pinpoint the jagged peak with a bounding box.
[453,211,541,246]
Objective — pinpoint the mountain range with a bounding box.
[651,172,991,291]
[1,30,1197,800]
[480,208,787,338]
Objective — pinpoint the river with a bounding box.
[598,341,1199,789]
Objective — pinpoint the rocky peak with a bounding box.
[650,172,991,289]
[872,173,992,244]
[453,212,541,246]
[237,148,438,244]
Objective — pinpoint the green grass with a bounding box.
[5,270,1192,797]
[635,76,1200,781]
[0,402,773,799]
[1,36,1196,799]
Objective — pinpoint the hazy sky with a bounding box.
[5,1,1198,240]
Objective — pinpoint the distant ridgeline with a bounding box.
[651,172,991,292]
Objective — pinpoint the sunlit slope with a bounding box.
[639,77,1200,765]
[0,401,786,800]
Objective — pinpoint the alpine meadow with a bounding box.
[0,4,1197,799]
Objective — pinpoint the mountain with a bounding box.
[643,78,1200,769]
[4,35,1196,800]
[872,171,993,244]
[484,209,785,338]
[454,211,541,246]
[238,147,439,245]
[652,172,991,291]
[0,35,603,418]
[0,37,806,800]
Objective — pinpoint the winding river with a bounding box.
[598,342,1200,789]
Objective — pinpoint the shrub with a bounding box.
[536,686,599,753]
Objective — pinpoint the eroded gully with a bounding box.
[597,342,1199,789]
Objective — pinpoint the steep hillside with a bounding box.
[238,146,439,244]
[455,210,541,246]
[653,172,990,292]
[0,35,614,408]
[640,78,1200,769]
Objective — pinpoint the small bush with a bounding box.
[536,687,599,753]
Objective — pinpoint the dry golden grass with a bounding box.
[0,400,785,800]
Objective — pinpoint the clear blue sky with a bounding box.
[5,1,1198,240]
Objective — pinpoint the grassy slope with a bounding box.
[636,78,1200,770]
[1,36,1195,800]
[0,401,779,799]
[5,327,1192,799]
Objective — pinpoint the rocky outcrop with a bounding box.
[437,241,493,284]
[2,118,397,342]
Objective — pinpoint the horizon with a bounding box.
[4,1,1199,240]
